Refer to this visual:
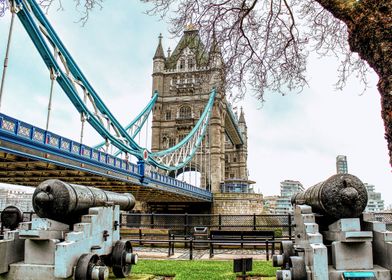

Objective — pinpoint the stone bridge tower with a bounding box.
[150,28,260,214]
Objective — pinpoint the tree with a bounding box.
[32,0,392,166]
[139,0,391,165]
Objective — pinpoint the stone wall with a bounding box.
[212,193,264,215]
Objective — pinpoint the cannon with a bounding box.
[291,174,368,221]
[273,174,392,280]
[1,205,24,231]
[0,179,138,280]
[33,179,135,224]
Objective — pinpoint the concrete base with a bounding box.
[0,232,24,274]
[332,241,373,270]
[328,265,391,280]
[0,262,71,280]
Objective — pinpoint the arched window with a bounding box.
[179,106,192,119]
[162,136,169,149]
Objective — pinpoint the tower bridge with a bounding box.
[0,0,261,214]
[151,28,253,194]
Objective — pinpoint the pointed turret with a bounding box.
[238,107,248,143]
[239,107,246,124]
[209,33,224,72]
[152,34,165,96]
[153,33,165,60]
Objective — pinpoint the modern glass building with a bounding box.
[364,183,384,212]
[275,180,304,214]
[336,155,348,174]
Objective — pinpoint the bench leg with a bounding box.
[189,239,193,260]
[272,239,275,255]
[266,240,269,261]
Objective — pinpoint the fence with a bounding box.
[374,212,392,231]
[2,211,392,238]
[123,213,294,238]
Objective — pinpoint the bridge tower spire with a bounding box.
[151,34,166,152]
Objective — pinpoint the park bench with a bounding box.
[208,230,275,259]
[121,228,170,244]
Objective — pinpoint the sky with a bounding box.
[0,1,391,206]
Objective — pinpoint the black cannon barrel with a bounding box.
[33,179,135,224]
[291,174,367,220]
[1,205,23,230]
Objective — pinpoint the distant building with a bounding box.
[364,183,384,212]
[336,155,348,174]
[275,180,304,214]
[263,195,279,214]
[0,188,33,212]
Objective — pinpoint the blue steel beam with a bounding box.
[0,113,212,201]
[13,0,144,158]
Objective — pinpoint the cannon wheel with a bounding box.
[75,253,100,280]
[112,240,133,278]
[289,256,307,280]
[281,241,294,268]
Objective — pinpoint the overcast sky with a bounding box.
[0,1,391,206]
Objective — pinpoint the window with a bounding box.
[169,138,176,147]
[165,110,171,120]
[179,106,192,119]
[162,137,168,148]
[179,59,185,69]
[188,59,194,69]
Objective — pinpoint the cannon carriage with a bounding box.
[0,179,138,280]
[273,174,392,280]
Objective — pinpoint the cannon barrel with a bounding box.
[291,174,367,220]
[33,179,135,224]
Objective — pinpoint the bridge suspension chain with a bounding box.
[0,2,17,110]
[11,0,217,172]
[93,92,158,156]
[13,0,144,157]
[45,48,58,131]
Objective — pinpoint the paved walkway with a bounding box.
[133,247,275,260]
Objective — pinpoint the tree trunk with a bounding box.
[345,0,392,166]
[378,76,392,166]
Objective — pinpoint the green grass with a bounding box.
[110,260,277,280]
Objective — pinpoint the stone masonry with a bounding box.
[150,27,261,214]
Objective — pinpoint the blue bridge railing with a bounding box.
[0,113,212,201]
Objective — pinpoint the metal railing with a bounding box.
[123,213,294,238]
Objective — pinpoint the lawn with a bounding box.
[110,259,277,280]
